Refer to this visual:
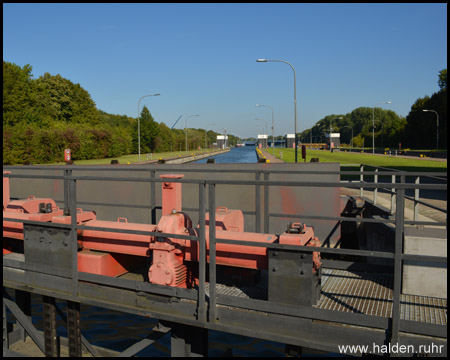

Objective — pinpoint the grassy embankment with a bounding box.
[47,149,216,165]
[273,148,447,173]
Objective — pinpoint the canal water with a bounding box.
[193,145,258,164]
[8,146,292,356]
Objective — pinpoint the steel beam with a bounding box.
[67,301,81,357]
[3,294,45,354]
[43,295,58,357]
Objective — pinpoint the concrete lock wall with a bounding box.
[6,162,341,247]
[402,227,447,299]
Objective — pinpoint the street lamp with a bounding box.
[423,110,439,150]
[257,59,298,162]
[344,125,353,151]
[185,115,199,153]
[374,120,384,149]
[372,101,391,154]
[205,123,215,150]
[255,104,275,156]
[255,118,268,135]
[138,93,160,161]
[329,117,342,151]
[255,118,268,149]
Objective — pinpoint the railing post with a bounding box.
[150,170,156,224]
[373,168,378,204]
[208,183,216,323]
[390,175,396,213]
[360,165,364,198]
[264,172,269,233]
[390,175,405,345]
[198,182,206,323]
[414,176,420,222]
[255,172,261,233]
[64,169,72,215]
[69,177,78,296]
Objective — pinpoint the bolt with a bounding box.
[157,263,161,268]
[300,270,304,275]
[272,266,278,272]
[166,270,170,274]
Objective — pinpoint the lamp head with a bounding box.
[256,59,267,62]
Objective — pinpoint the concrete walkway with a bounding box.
[258,148,284,163]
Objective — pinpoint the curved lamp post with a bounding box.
[374,120,384,149]
[255,104,275,156]
[372,101,391,154]
[138,93,160,161]
[423,109,439,150]
[329,117,342,151]
[257,59,297,162]
[344,125,354,151]
[185,115,199,153]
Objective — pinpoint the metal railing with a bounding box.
[352,164,447,226]
[3,165,448,349]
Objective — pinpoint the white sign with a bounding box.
[257,134,268,139]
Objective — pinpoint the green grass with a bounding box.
[44,149,217,165]
[273,148,447,172]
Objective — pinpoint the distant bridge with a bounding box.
[237,140,286,147]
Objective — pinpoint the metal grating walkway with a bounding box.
[316,268,447,325]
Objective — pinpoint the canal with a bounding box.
[193,145,258,164]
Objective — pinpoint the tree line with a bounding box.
[3,60,227,165]
[299,69,447,150]
[3,60,446,165]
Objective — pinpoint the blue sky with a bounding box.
[3,3,447,138]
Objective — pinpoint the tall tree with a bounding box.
[34,73,99,125]
[438,69,447,90]
[136,106,159,153]
[3,61,35,126]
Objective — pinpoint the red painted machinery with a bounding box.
[3,172,322,293]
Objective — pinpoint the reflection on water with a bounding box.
[23,293,284,356]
